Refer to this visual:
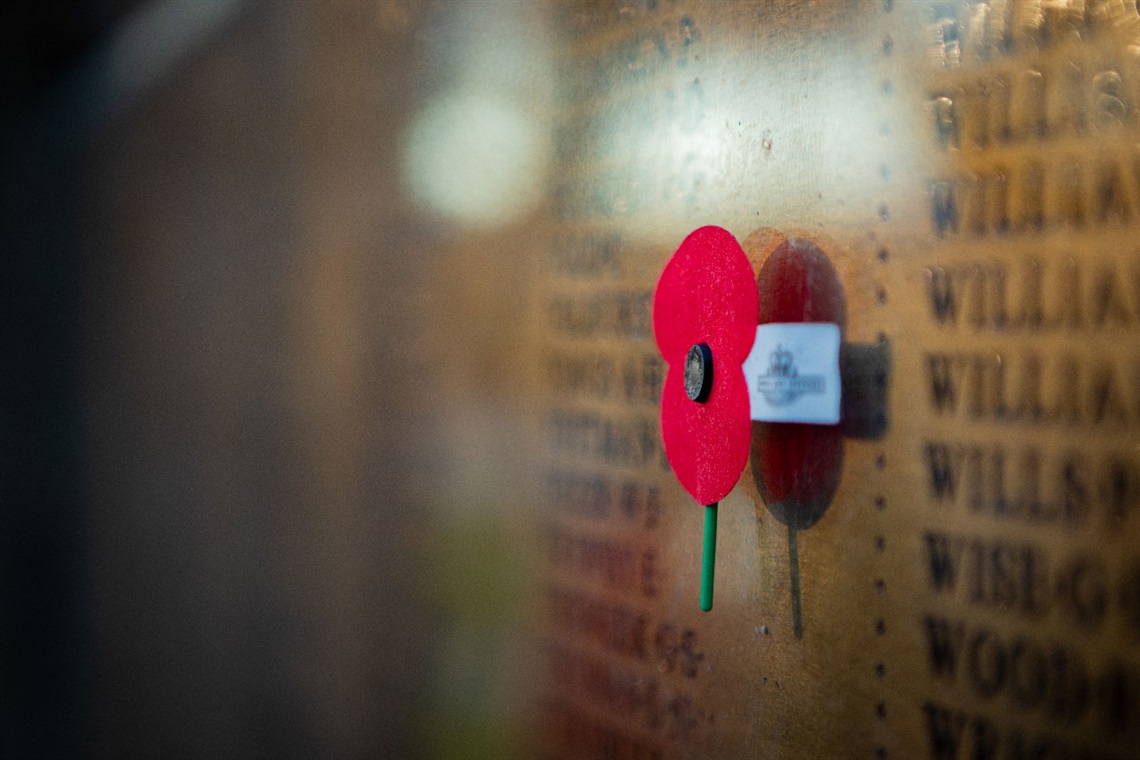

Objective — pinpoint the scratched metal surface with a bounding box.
[534,1,1140,758]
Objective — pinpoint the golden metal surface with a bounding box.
[535,2,1140,757]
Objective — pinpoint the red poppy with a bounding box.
[653,226,758,506]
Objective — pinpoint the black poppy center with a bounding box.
[684,343,713,403]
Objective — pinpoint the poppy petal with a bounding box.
[654,225,758,505]
[661,365,752,505]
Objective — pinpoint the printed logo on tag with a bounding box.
[743,323,841,424]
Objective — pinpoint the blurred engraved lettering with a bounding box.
[917,4,1140,759]
[537,1,1140,758]
[933,95,960,149]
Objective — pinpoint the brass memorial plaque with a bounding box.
[32,0,1136,756]
[533,2,1140,758]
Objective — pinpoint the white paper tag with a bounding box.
[743,323,841,424]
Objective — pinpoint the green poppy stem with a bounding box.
[700,503,717,611]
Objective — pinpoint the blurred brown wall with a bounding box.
[3,2,531,758]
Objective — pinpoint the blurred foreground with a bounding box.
[2,2,548,757]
